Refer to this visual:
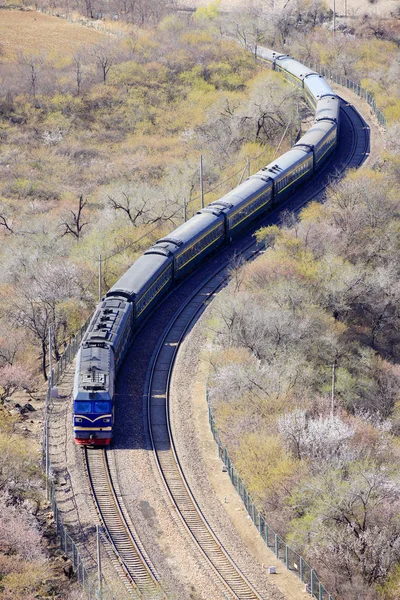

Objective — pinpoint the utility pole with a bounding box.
[49,326,53,390]
[99,254,102,302]
[97,525,103,600]
[333,0,336,40]
[46,326,53,500]
[331,361,336,416]
[200,155,204,209]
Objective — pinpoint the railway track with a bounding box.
[147,242,266,600]
[81,94,369,597]
[84,447,166,599]
[143,97,369,598]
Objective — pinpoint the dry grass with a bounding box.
[0,9,107,61]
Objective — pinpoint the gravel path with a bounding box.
[170,313,306,600]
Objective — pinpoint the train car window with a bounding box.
[94,401,111,413]
[75,401,92,413]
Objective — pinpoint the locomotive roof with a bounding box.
[83,297,132,346]
[106,252,172,300]
[77,345,112,392]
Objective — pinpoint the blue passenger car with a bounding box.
[107,253,174,324]
[315,96,340,124]
[150,212,225,279]
[303,74,335,110]
[206,176,273,238]
[295,121,338,169]
[257,148,314,201]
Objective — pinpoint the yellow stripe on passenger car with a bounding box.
[230,197,271,230]
[136,275,173,317]
[277,166,312,194]
[177,225,224,271]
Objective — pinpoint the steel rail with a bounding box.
[144,99,369,599]
[85,447,166,599]
[147,241,266,600]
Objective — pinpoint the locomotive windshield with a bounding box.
[74,401,92,413]
[94,401,111,413]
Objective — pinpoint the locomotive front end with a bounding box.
[73,345,115,446]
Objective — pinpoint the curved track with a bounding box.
[85,447,166,599]
[142,97,370,598]
[147,243,265,599]
[84,94,370,596]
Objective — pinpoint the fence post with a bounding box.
[300,556,304,582]
[285,544,289,568]
[311,569,316,596]
[275,533,279,557]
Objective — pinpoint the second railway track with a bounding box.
[147,244,266,600]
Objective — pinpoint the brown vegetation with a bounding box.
[208,163,400,599]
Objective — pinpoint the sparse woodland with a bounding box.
[1,0,400,598]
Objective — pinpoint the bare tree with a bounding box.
[60,195,88,239]
[92,40,120,84]
[107,182,181,227]
[17,52,45,99]
[73,51,87,96]
[10,262,82,380]
[0,214,13,234]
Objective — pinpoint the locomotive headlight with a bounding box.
[103,418,111,423]
[76,418,82,423]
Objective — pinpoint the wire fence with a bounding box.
[206,389,335,600]
[39,46,372,600]
[305,61,386,129]
[257,49,386,129]
[41,316,119,600]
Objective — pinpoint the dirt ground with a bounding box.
[0,10,106,61]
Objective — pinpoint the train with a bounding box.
[72,46,341,445]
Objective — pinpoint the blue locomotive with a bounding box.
[73,46,340,445]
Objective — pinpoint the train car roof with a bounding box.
[304,74,335,99]
[154,210,224,251]
[256,46,287,63]
[275,55,317,80]
[82,297,132,346]
[295,121,337,149]
[315,96,340,122]
[256,46,317,79]
[106,253,172,300]
[254,148,312,182]
[208,176,272,211]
